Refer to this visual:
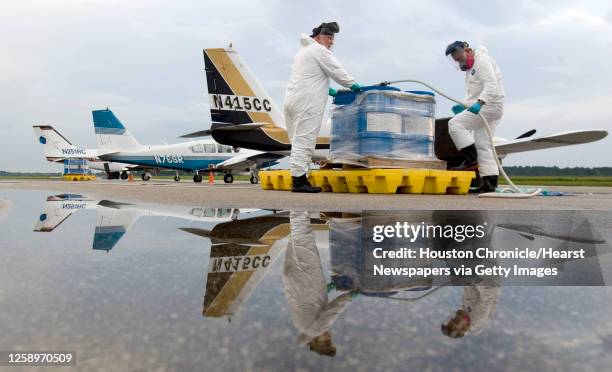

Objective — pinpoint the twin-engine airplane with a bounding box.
[92,108,282,183]
[181,46,608,165]
[33,193,259,252]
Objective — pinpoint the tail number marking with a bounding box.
[153,155,184,164]
[209,254,271,273]
[210,94,272,113]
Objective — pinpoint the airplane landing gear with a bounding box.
[223,174,234,184]
[141,172,151,181]
[193,174,203,183]
[120,171,128,180]
[249,167,259,184]
[174,171,181,182]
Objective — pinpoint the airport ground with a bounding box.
[1,179,611,211]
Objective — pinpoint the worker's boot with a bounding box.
[449,144,479,171]
[292,174,321,193]
[477,175,498,193]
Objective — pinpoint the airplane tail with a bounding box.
[32,125,87,162]
[203,47,285,129]
[92,109,142,152]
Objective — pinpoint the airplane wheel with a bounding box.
[174,175,181,182]
[142,173,151,181]
[193,174,203,183]
[250,176,259,184]
[224,174,234,184]
[120,171,128,180]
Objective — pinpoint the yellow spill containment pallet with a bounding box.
[63,174,96,181]
[259,169,475,195]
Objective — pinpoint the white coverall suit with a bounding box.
[463,285,501,334]
[449,46,505,176]
[283,211,353,345]
[284,34,356,177]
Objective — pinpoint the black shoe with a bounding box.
[449,144,479,171]
[477,175,498,193]
[292,175,321,193]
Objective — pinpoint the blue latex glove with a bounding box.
[468,102,482,114]
[452,104,466,115]
[328,87,338,97]
[350,83,363,92]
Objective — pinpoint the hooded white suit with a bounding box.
[283,211,352,345]
[463,285,501,334]
[284,34,356,177]
[449,46,505,176]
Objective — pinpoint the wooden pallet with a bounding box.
[327,157,447,170]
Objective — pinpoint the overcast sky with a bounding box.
[1,0,611,172]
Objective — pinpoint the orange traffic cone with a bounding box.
[208,170,214,184]
[128,174,134,182]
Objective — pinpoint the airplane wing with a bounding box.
[179,129,212,138]
[215,150,283,171]
[495,129,608,156]
[179,123,270,138]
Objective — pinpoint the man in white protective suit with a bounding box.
[283,211,355,356]
[441,285,502,338]
[284,22,363,193]
[445,41,505,193]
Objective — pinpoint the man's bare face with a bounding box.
[315,34,334,49]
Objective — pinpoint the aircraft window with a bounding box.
[204,208,216,217]
[190,208,204,217]
[204,144,216,153]
[217,209,231,218]
[218,145,232,153]
[190,144,203,153]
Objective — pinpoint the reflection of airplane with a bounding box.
[182,212,327,319]
[92,108,282,183]
[33,194,255,252]
[182,46,607,167]
[34,194,98,232]
[33,125,132,179]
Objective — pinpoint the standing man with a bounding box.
[284,22,362,193]
[445,41,505,193]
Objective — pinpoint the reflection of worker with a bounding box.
[445,41,505,193]
[283,211,353,356]
[441,285,501,338]
[431,210,502,337]
[284,22,362,193]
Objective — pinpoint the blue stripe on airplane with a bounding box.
[104,156,229,171]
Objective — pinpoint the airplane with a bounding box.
[180,46,608,168]
[181,211,328,319]
[92,108,283,183]
[33,125,133,179]
[33,193,259,252]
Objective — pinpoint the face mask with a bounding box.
[461,53,474,71]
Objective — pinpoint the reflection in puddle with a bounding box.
[1,190,611,370]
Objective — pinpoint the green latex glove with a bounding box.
[350,83,363,92]
[452,104,466,115]
[328,87,338,97]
